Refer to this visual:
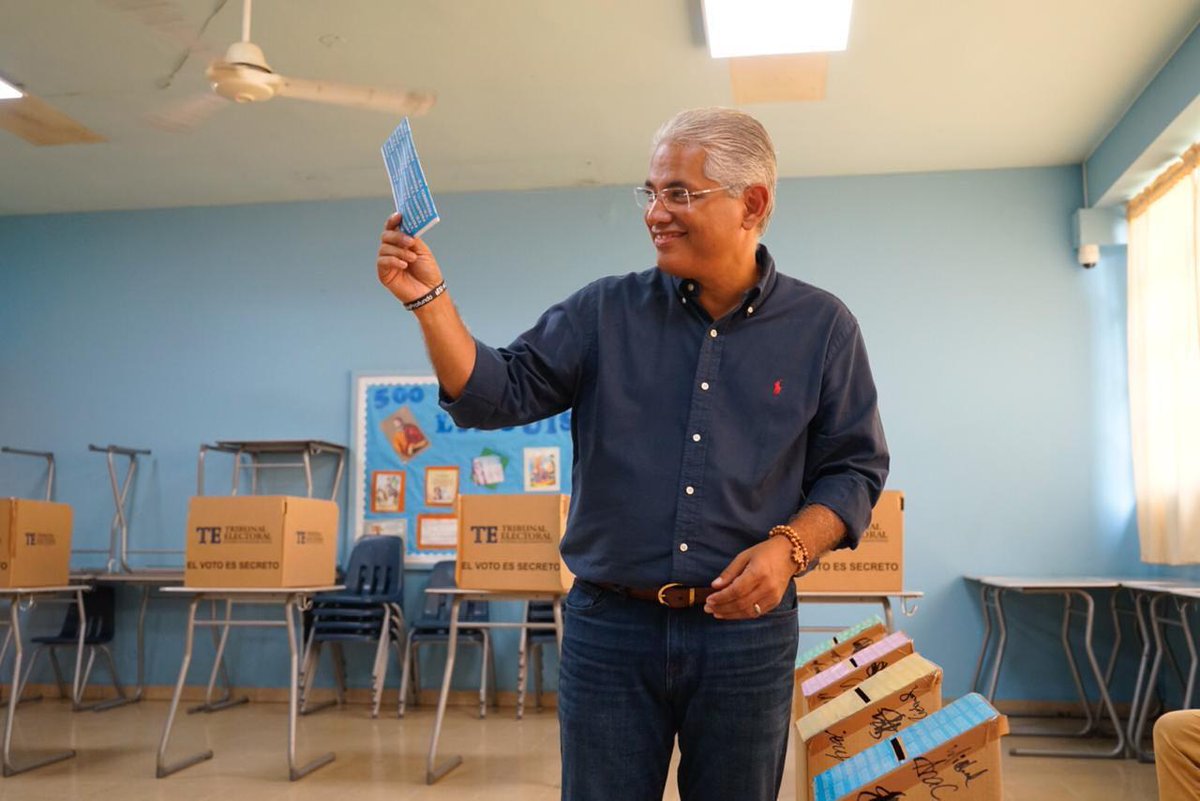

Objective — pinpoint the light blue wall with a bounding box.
[0,165,1141,700]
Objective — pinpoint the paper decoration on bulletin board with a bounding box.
[352,374,573,568]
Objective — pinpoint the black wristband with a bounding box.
[404,281,447,311]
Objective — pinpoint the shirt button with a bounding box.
[686,282,695,292]
[681,297,687,304]
[709,329,718,338]
[685,486,695,495]
[700,381,709,391]
[679,543,689,552]
[692,433,701,442]
[746,305,755,315]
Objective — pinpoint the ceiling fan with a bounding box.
[145,0,435,131]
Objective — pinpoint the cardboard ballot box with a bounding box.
[798,632,915,716]
[457,494,572,592]
[794,615,891,720]
[812,693,1008,801]
[796,490,904,592]
[795,654,944,801]
[0,499,72,587]
[184,496,338,588]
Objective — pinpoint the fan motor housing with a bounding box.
[212,67,278,103]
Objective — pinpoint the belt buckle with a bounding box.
[656,582,695,607]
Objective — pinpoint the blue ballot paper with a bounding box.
[381,117,440,238]
[812,693,1003,801]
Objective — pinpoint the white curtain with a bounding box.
[1128,161,1200,564]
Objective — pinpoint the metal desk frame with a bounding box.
[1109,581,1195,760]
[0,447,55,501]
[0,586,88,776]
[794,589,924,633]
[188,439,347,714]
[967,576,1125,759]
[1129,586,1200,762]
[72,445,184,574]
[197,440,347,502]
[156,586,342,781]
[424,588,564,785]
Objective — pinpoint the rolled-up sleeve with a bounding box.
[802,313,890,547]
[440,287,592,430]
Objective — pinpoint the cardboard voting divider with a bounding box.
[456,494,572,591]
[796,490,904,592]
[0,499,72,587]
[184,496,338,588]
[795,654,944,801]
[794,615,891,720]
[799,632,915,715]
[812,693,1008,801]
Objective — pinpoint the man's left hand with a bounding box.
[704,536,795,620]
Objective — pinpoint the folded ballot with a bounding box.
[799,631,914,715]
[795,654,943,801]
[793,616,890,720]
[812,693,1008,801]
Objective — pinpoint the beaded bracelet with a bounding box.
[404,281,447,311]
[768,524,812,576]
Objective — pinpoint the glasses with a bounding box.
[634,185,734,211]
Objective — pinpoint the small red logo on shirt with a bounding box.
[773,380,782,396]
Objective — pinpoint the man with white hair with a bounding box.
[376,107,888,801]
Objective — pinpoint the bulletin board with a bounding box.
[351,374,573,567]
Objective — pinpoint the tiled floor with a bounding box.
[0,700,1161,800]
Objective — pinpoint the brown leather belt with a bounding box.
[594,581,717,609]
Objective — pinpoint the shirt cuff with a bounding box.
[805,475,879,550]
[438,339,508,428]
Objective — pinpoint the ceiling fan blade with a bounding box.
[728,53,828,104]
[144,92,227,133]
[98,0,225,85]
[0,94,106,146]
[275,76,435,116]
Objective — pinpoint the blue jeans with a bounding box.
[558,580,798,801]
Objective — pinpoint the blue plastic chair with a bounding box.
[398,560,495,718]
[20,585,125,710]
[300,535,405,719]
[516,600,558,718]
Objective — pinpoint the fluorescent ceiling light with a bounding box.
[703,0,854,58]
[0,76,23,100]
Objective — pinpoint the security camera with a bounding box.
[1077,244,1100,269]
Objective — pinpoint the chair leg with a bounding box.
[17,646,45,704]
[489,636,498,711]
[331,642,348,706]
[479,632,490,720]
[48,647,69,699]
[77,648,98,708]
[398,634,416,717]
[411,640,422,707]
[302,640,319,713]
[370,636,388,720]
[97,646,126,699]
[516,628,529,720]
[369,611,391,719]
[534,644,545,711]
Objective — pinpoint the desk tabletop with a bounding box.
[162,585,344,595]
[0,585,87,595]
[1118,579,1200,593]
[425,587,565,601]
[965,575,1124,589]
[794,590,924,599]
[71,570,185,585]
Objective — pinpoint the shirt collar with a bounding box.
[673,244,778,318]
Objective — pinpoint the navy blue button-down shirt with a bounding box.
[442,245,889,587]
